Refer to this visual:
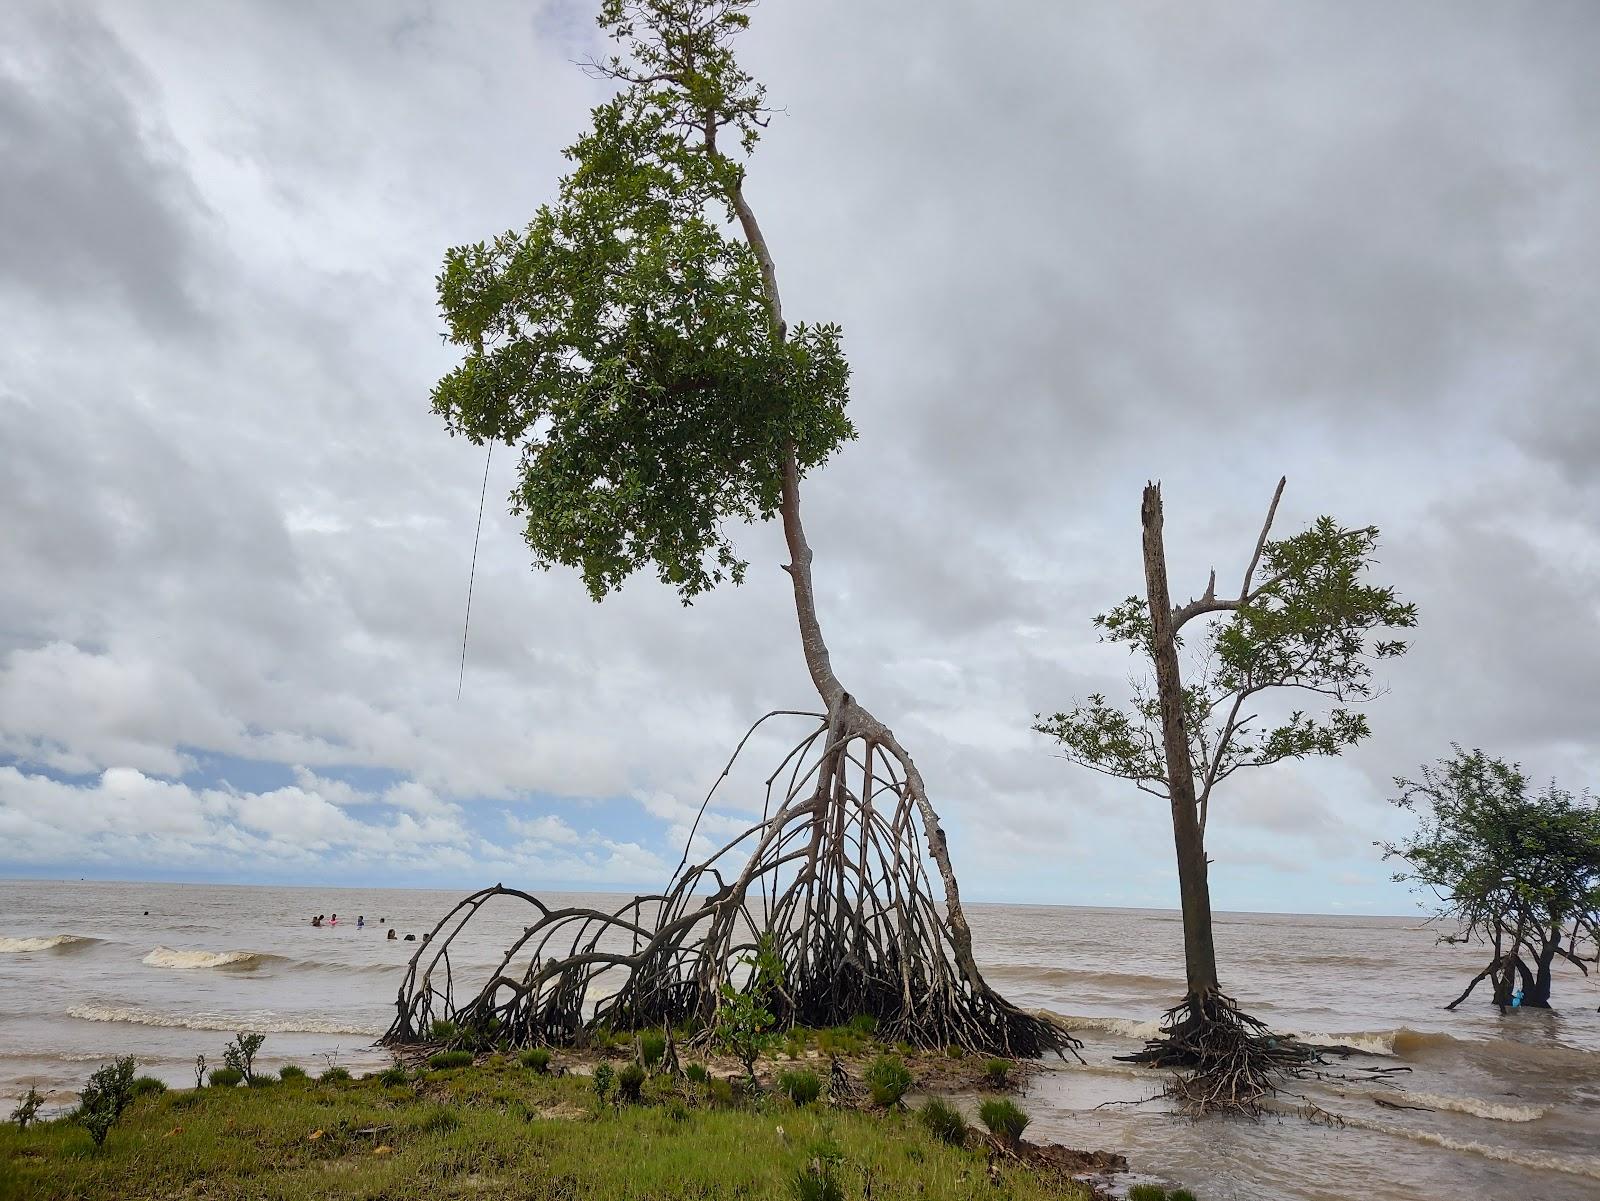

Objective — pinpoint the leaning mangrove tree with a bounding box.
[1384,746,1600,1011]
[1035,479,1416,1110]
[386,0,1073,1060]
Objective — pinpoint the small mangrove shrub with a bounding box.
[715,938,783,1085]
[10,1086,44,1130]
[207,1067,244,1089]
[77,1057,138,1148]
[777,1069,822,1106]
[618,1062,646,1102]
[192,1055,207,1089]
[639,1031,666,1070]
[519,1048,553,1074]
[427,1050,474,1071]
[978,1098,1030,1145]
[982,1058,1013,1089]
[918,1096,967,1146]
[864,1054,912,1108]
[592,1063,614,1103]
[222,1031,266,1085]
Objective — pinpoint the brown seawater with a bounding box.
[2,881,1596,1199]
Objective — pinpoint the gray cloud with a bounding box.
[0,1,1596,909]
[0,5,209,330]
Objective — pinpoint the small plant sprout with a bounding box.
[592,1063,614,1104]
[982,1058,1013,1089]
[193,1054,207,1090]
[10,1086,44,1130]
[864,1055,912,1108]
[918,1097,967,1146]
[978,1098,1030,1146]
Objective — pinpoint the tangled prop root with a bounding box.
[1118,992,1318,1116]
[384,710,1080,1060]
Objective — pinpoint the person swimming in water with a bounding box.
[357,916,364,929]
[386,928,397,940]
[330,914,338,926]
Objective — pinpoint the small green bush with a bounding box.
[207,1067,244,1089]
[918,1096,967,1146]
[982,1058,1013,1088]
[945,1044,966,1059]
[639,1031,666,1069]
[429,1018,458,1040]
[520,1048,553,1073]
[782,1030,806,1060]
[706,1078,736,1108]
[222,1031,266,1085]
[319,1066,351,1084]
[864,1054,912,1108]
[592,1063,614,1102]
[1127,1188,1167,1201]
[277,1064,307,1082]
[790,1158,845,1201]
[427,1050,474,1071]
[978,1098,1029,1145]
[77,1057,138,1148]
[377,1065,409,1087]
[419,1105,461,1134]
[667,1099,689,1123]
[1170,1190,1198,1201]
[617,1063,646,1102]
[684,1062,710,1085]
[245,1074,277,1089]
[129,1076,167,1099]
[777,1069,822,1106]
[10,1087,44,1130]
[847,1014,877,1036]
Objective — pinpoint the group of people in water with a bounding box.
[307,913,428,942]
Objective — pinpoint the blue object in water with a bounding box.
[1511,990,1523,1008]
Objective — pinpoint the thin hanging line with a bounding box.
[457,442,493,701]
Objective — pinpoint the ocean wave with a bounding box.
[1341,1112,1600,1181]
[1039,1011,1165,1041]
[67,1004,383,1036]
[141,946,282,971]
[1393,1090,1546,1123]
[986,964,1179,991]
[0,934,98,953]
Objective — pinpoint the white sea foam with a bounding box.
[1341,1111,1599,1180]
[0,934,97,953]
[1040,1011,1164,1041]
[141,946,272,970]
[67,1003,382,1036]
[1394,1091,1547,1123]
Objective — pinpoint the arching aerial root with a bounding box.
[384,710,1080,1061]
[1117,992,1319,1116]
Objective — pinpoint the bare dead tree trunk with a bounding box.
[1141,483,1220,1000]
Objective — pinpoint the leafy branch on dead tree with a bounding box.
[1035,479,1416,1111]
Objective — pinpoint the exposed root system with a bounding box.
[1118,991,1318,1115]
[385,710,1079,1060]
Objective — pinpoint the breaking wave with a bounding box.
[1341,1112,1600,1181]
[141,946,281,971]
[1395,1091,1546,1123]
[1041,1011,1165,1041]
[987,965,1179,991]
[0,934,98,953]
[67,1003,382,1036]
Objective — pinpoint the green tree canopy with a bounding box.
[1383,747,1600,1008]
[1036,515,1417,828]
[431,0,852,601]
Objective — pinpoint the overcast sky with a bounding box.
[2,0,1597,914]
